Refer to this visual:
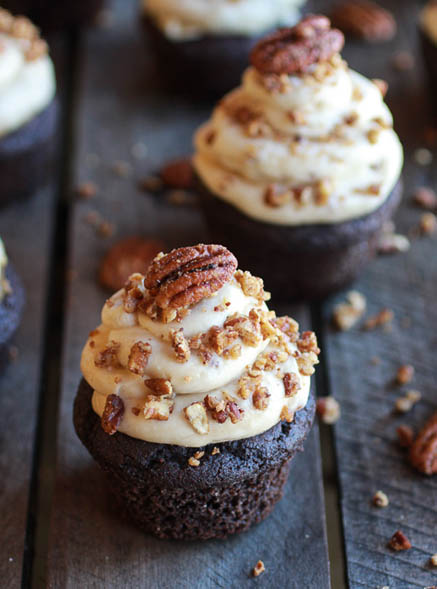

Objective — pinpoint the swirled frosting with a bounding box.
[0,12,56,138]
[421,1,437,44]
[194,55,403,225]
[0,237,8,302]
[142,0,305,41]
[81,263,318,447]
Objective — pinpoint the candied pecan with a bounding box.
[252,561,265,577]
[250,15,344,75]
[284,373,300,397]
[95,341,121,369]
[226,401,244,424]
[99,237,164,291]
[128,341,152,376]
[297,331,320,355]
[253,386,270,410]
[330,1,396,42]
[280,406,295,423]
[208,325,239,355]
[224,313,262,347]
[160,157,194,190]
[170,328,191,363]
[144,378,173,396]
[184,402,210,434]
[333,290,367,331]
[237,373,262,400]
[143,395,174,420]
[409,413,437,475]
[101,394,125,435]
[273,315,299,341]
[388,530,411,551]
[145,244,237,310]
[234,270,269,303]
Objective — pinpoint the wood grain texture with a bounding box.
[319,1,437,587]
[47,1,329,587]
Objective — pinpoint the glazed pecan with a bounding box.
[143,395,174,421]
[101,394,125,435]
[409,413,437,475]
[95,341,121,369]
[145,244,237,310]
[144,378,173,396]
[170,328,191,363]
[253,386,270,410]
[284,373,300,397]
[250,15,344,75]
[330,1,396,42]
[128,341,152,376]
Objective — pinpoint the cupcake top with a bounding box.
[143,0,305,41]
[81,244,319,447]
[0,9,56,138]
[194,15,403,225]
[0,237,9,302]
[421,0,437,44]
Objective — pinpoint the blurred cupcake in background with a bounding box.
[419,0,437,114]
[0,8,57,207]
[142,0,306,96]
[0,237,24,371]
[193,15,403,300]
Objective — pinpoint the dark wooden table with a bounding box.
[1,0,436,587]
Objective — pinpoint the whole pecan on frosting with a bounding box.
[250,15,344,75]
[145,244,238,310]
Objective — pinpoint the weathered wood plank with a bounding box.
[321,1,437,587]
[47,1,329,586]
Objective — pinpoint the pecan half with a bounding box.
[330,1,396,42]
[409,413,437,475]
[145,244,237,310]
[101,394,125,435]
[250,15,344,75]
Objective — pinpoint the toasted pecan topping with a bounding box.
[234,270,270,303]
[297,331,320,355]
[143,395,174,421]
[409,413,437,475]
[250,15,344,75]
[101,394,125,435]
[170,328,191,363]
[280,406,295,423]
[145,244,237,311]
[144,378,173,396]
[184,402,210,434]
[127,341,152,376]
[283,373,300,397]
[253,386,270,410]
[272,315,299,341]
[95,341,121,369]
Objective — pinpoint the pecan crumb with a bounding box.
[396,364,414,385]
[413,187,437,210]
[252,560,265,577]
[143,394,174,421]
[211,446,220,455]
[95,341,120,369]
[253,386,270,410]
[363,308,393,330]
[280,406,295,423]
[283,372,300,397]
[397,424,414,448]
[388,530,411,551]
[101,394,125,435]
[333,290,366,330]
[373,490,389,508]
[184,402,210,435]
[188,456,200,467]
[316,397,341,424]
[144,378,172,396]
[430,554,437,567]
[128,341,152,376]
[193,450,204,460]
[170,328,191,363]
[76,181,97,199]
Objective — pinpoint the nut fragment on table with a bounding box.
[373,490,389,507]
[252,560,265,577]
[363,308,393,330]
[413,187,437,210]
[408,413,437,475]
[332,290,366,330]
[396,424,414,448]
[330,0,396,42]
[396,364,414,385]
[316,397,341,424]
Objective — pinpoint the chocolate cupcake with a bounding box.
[0,1,104,31]
[0,237,25,369]
[0,9,58,207]
[142,0,305,96]
[193,16,404,300]
[419,1,437,113]
[74,244,319,539]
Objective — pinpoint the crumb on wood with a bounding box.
[252,560,265,577]
[373,490,389,508]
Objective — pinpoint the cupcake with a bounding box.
[74,243,319,540]
[142,0,305,96]
[0,1,104,31]
[0,237,24,368]
[0,9,57,207]
[420,1,437,112]
[193,15,403,300]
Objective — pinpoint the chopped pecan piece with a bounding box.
[101,394,125,435]
[95,341,121,369]
[226,401,244,423]
[280,406,295,423]
[128,341,152,376]
[297,331,320,355]
[363,308,393,330]
[330,1,396,42]
[250,15,344,75]
[235,270,269,303]
[409,413,437,475]
[283,373,300,397]
[170,328,191,363]
[373,490,389,507]
[123,273,146,313]
[188,456,200,467]
[224,313,262,347]
[253,386,270,410]
[143,395,174,420]
[316,397,341,424]
[204,394,228,423]
[252,560,265,577]
[208,325,239,355]
[273,315,299,341]
[222,343,242,360]
[211,446,220,455]
[396,364,414,385]
[184,402,210,434]
[413,186,437,210]
[144,378,173,396]
[145,244,237,310]
[297,352,319,376]
[430,554,437,567]
[388,530,411,551]
[420,212,437,235]
[372,78,388,97]
[333,290,366,330]
[237,373,262,400]
[264,185,291,207]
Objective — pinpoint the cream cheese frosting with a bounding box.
[421,1,437,44]
[81,261,318,447]
[0,14,56,138]
[0,237,8,301]
[194,56,403,225]
[143,0,305,41]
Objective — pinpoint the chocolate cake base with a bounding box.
[74,379,315,540]
[1,0,104,31]
[0,98,58,208]
[420,29,437,118]
[198,179,402,301]
[0,264,25,372]
[143,16,260,97]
